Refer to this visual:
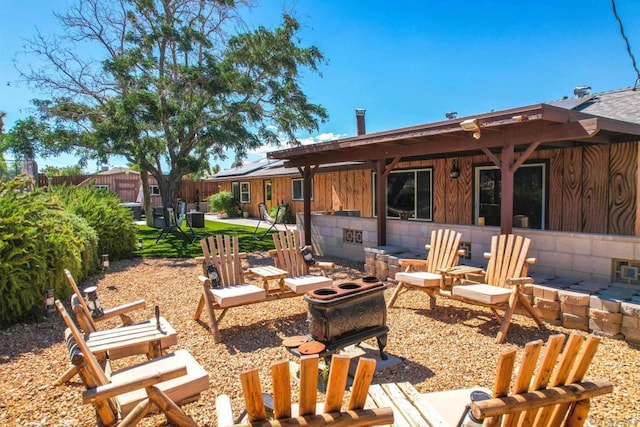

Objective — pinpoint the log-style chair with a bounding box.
[217,354,394,427]
[387,228,465,309]
[57,269,178,385]
[444,234,546,343]
[194,235,267,343]
[56,300,208,427]
[268,229,334,294]
[420,332,612,426]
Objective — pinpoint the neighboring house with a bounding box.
[214,86,640,283]
[77,167,163,206]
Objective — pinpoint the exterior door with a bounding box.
[264,180,272,210]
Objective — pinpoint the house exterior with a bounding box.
[212,87,640,284]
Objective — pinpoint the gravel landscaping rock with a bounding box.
[1,254,638,426]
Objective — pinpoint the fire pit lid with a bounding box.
[282,335,308,348]
[298,341,325,354]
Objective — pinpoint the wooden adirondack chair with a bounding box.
[216,354,394,427]
[387,228,465,309]
[420,332,612,426]
[194,235,267,343]
[55,300,208,427]
[57,269,179,385]
[443,234,545,343]
[268,229,334,294]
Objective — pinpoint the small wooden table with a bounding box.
[437,265,484,287]
[366,382,447,426]
[248,266,289,293]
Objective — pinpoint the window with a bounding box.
[239,182,250,203]
[373,168,433,220]
[93,184,109,190]
[474,162,547,229]
[231,182,240,201]
[292,178,313,200]
[149,185,160,195]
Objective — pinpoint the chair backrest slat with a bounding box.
[273,230,308,277]
[298,355,319,416]
[271,360,292,419]
[201,235,244,286]
[64,269,98,332]
[485,234,532,287]
[425,229,462,273]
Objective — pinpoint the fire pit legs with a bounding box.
[376,334,388,360]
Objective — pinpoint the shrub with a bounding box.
[210,191,241,217]
[47,185,137,260]
[0,178,97,326]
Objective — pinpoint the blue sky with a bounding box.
[2,1,640,172]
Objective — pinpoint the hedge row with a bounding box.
[0,178,136,327]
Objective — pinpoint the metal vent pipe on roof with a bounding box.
[356,108,366,135]
[574,85,591,98]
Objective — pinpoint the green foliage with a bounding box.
[210,191,241,217]
[0,177,98,327]
[46,185,137,260]
[18,1,327,208]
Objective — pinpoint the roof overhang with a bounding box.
[268,103,640,168]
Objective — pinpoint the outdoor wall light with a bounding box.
[459,118,480,132]
[84,286,104,318]
[460,119,482,140]
[449,161,460,179]
[101,254,109,271]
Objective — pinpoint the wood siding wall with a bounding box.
[217,141,639,235]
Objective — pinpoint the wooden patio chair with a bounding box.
[444,234,545,343]
[419,332,612,426]
[253,202,288,240]
[55,300,208,427]
[268,229,335,294]
[216,354,394,427]
[194,235,267,343]
[387,228,465,309]
[57,269,178,385]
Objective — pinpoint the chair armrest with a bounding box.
[398,259,427,268]
[198,275,211,286]
[457,249,466,257]
[463,272,487,283]
[82,364,188,404]
[525,257,537,265]
[216,394,235,427]
[483,252,491,259]
[505,277,534,286]
[96,299,146,324]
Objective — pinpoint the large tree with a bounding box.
[17,0,327,213]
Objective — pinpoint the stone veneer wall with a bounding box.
[299,213,640,345]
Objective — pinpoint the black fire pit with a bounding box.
[298,277,388,360]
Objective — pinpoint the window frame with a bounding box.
[93,184,109,190]
[239,181,250,203]
[473,161,547,229]
[372,167,433,221]
[292,178,313,201]
[149,185,160,195]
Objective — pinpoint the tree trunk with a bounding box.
[140,170,153,227]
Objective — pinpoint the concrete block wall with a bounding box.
[301,213,640,285]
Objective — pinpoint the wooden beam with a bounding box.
[376,160,387,246]
[384,157,402,177]
[500,144,515,234]
[510,140,543,174]
[482,148,502,168]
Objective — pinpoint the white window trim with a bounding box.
[93,184,109,190]
[149,184,160,195]
[372,168,433,221]
[239,181,250,203]
[292,178,313,201]
[473,162,546,229]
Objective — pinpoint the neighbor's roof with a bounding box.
[572,87,640,124]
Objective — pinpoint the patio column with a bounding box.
[500,144,514,234]
[376,159,387,246]
[303,165,313,245]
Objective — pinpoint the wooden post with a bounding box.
[376,159,387,246]
[500,144,514,235]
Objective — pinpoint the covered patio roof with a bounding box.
[268,103,640,167]
[267,100,640,246]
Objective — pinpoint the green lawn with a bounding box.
[135,220,276,258]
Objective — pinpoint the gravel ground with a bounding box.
[1,254,639,426]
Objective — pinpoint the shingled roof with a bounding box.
[572,86,640,124]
